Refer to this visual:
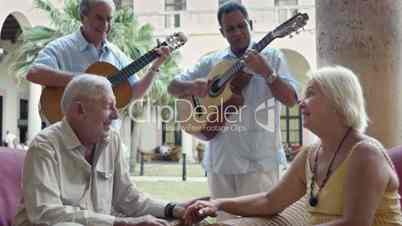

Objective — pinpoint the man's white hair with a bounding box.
[79,0,115,18]
[61,74,113,114]
[308,65,369,132]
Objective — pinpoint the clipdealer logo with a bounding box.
[127,98,276,132]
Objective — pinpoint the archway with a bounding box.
[280,48,315,153]
[0,12,31,145]
[281,48,311,88]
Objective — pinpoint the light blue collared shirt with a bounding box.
[33,29,139,129]
[176,43,298,175]
[33,29,138,85]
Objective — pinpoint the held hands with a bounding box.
[112,197,214,226]
[241,49,273,80]
[183,200,219,225]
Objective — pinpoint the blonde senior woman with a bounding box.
[184,65,402,226]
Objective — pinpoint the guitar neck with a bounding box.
[109,49,159,85]
[226,32,276,77]
[253,32,275,53]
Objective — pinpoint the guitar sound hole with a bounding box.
[195,105,203,113]
[194,105,204,118]
[209,79,222,97]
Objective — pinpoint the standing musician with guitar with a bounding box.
[26,0,171,126]
[168,1,298,221]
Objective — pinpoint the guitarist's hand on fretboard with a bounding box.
[150,46,172,71]
[241,49,273,79]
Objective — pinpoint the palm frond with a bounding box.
[64,0,81,21]
[33,0,62,28]
[137,24,153,41]
[22,26,57,42]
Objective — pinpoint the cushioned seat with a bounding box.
[0,148,26,226]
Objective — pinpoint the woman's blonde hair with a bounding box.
[308,65,368,132]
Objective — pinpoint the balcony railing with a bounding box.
[135,5,315,35]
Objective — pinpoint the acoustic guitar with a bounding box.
[40,32,187,125]
[177,13,309,141]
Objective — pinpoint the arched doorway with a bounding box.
[280,48,312,155]
[0,12,30,146]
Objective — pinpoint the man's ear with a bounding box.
[72,102,86,119]
[219,27,225,37]
[248,20,253,31]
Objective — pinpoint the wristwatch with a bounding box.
[266,72,278,85]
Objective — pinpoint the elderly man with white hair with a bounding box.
[15,74,191,226]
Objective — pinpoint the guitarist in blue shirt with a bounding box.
[168,1,298,222]
[26,0,171,125]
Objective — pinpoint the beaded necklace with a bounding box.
[309,127,352,207]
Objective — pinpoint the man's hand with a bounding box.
[151,46,172,70]
[114,215,170,226]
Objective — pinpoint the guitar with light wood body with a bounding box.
[177,60,250,140]
[40,32,187,125]
[177,13,309,141]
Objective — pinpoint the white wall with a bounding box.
[244,0,273,8]
[179,33,226,67]
[134,0,164,13]
[299,0,314,6]
[0,40,29,141]
[188,0,216,11]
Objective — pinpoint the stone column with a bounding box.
[27,83,42,143]
[316,0,402,147]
